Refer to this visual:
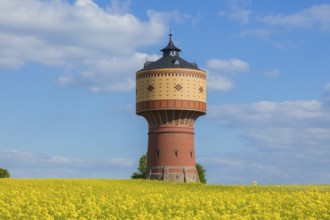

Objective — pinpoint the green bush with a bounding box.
[196,163,206,183]
[131,153,147,179]
[0,168,10,178]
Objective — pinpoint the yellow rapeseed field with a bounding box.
[0,179,329,219]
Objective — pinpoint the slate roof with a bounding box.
[143,55,198,70]
[140,34,199,70]
[161,33,181,53]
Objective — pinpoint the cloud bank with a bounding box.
[206,58,249,91]
[0,149,136,178]
[0,0,172,92]
[259,4,330,31]
[206,86,330,184]
[218,0,252,24]
[233,3,330,49]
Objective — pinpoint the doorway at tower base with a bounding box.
[146,166,200,183]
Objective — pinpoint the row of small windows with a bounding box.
[140,94,200,98]
[138,84,203,88]
[156,150,193,158]
[143,86,201,90]
[147,94,198,97]
[137,73,205,79]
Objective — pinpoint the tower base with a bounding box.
[146,166,199,183]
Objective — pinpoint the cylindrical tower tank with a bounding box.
[136,34,206,182]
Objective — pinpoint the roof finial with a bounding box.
[161,28,181,56]
[169,27,172,39]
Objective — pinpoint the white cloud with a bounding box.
[0,0,181,92]
[205,58,249,91]
[218,11,227,17]
[239,28,271,41]
[229,9,252,24]
[218,9,252,25]
[110,158,135,167]
[209,99,330,152]
[200,146,330,184]
[206,94,330,183]
[0,149,136,178]
[207,58,249,74]
[259,4,330,31]
[238,4,330,48]
[324,83,330,106]
[49,156,84,165]
[0,0,165,55]
[239,28,304,49]
[199,156,243,167]
[207,75,234,91]
[325,83,330,91]
[107,0,131,14]
[209,100,327,129]
[57,52,159,93]
[264,69,280,78]
[220,0,253,24]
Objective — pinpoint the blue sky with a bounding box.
[1,0,330,184]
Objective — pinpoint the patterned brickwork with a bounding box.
[136,68,206,103]
[136,68,206,80]
[136,100,206,113]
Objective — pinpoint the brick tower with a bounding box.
[136,34,206,182]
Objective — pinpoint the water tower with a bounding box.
[136,34,206,182]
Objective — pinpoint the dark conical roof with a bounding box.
[141,33,198,70]
[161,33,181,53]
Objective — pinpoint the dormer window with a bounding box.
[173,59,180,65]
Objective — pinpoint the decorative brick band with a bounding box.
[136,68,206,80]
[136,100,206,113]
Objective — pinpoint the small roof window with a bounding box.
[173,59,180,65]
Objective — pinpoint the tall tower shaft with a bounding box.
[136,34,206,182]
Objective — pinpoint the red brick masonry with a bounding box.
[146,125,200,182]
[136,100,206,113]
